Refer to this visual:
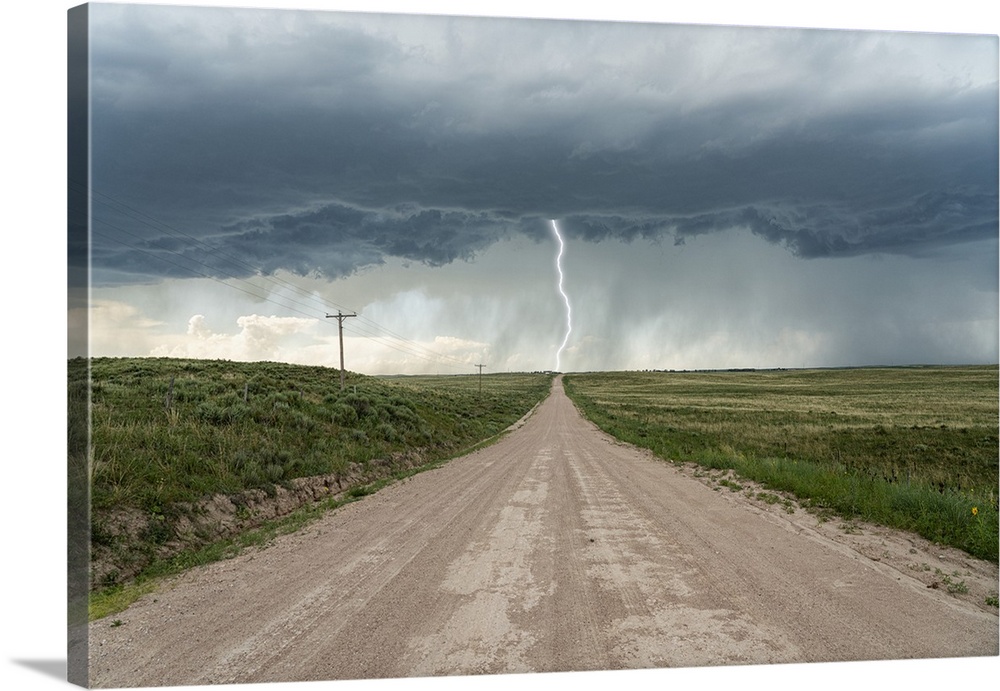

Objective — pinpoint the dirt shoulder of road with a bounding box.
[647,450,999,616]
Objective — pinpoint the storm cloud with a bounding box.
[86,6,998,284]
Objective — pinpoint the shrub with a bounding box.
[195,401,248,425]
[331,403,359,426]
[376,422,399,443]
[343,393,373,418]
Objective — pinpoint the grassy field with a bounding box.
[89,357,550,514]
[83,356,552,605]
[563,367,998,562]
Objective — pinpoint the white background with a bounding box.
[3,2,997,690]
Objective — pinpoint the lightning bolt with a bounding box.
[551,219,572,372]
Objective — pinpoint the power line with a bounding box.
[91,218,334,319]
[82,180,469,362]
[82,183,482,371]
[94,224,473,370]
[82,181,355,313]
[83,181,474,367]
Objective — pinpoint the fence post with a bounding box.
[165,375,175,410]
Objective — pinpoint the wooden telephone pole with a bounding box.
[475,363,486,395]
[326,311,357,390]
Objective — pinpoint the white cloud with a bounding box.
[186,314,212,338]
[150,313,318,362]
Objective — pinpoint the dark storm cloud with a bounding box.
[87,6,998,283]
[218,203,521,277]
[566,188,998,259]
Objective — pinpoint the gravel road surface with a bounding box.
[89,376,998,687]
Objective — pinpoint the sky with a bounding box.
[72,1,999,374]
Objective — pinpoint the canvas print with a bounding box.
[67,2,999,689]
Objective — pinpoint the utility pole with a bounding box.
[475,363,486,396]
[326,311,357,390]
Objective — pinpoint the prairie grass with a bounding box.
[564,367,998,562]
[89,357,551,516]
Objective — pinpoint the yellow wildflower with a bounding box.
[972,506,979,516]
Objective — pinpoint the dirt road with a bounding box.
[88,376,998,687]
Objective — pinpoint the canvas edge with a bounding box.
[67,2,92,687]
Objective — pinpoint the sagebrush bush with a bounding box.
[376,422,399,442]
[331,403,358,426]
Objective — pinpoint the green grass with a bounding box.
[564,367,998,562]
[89,357,550,515]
